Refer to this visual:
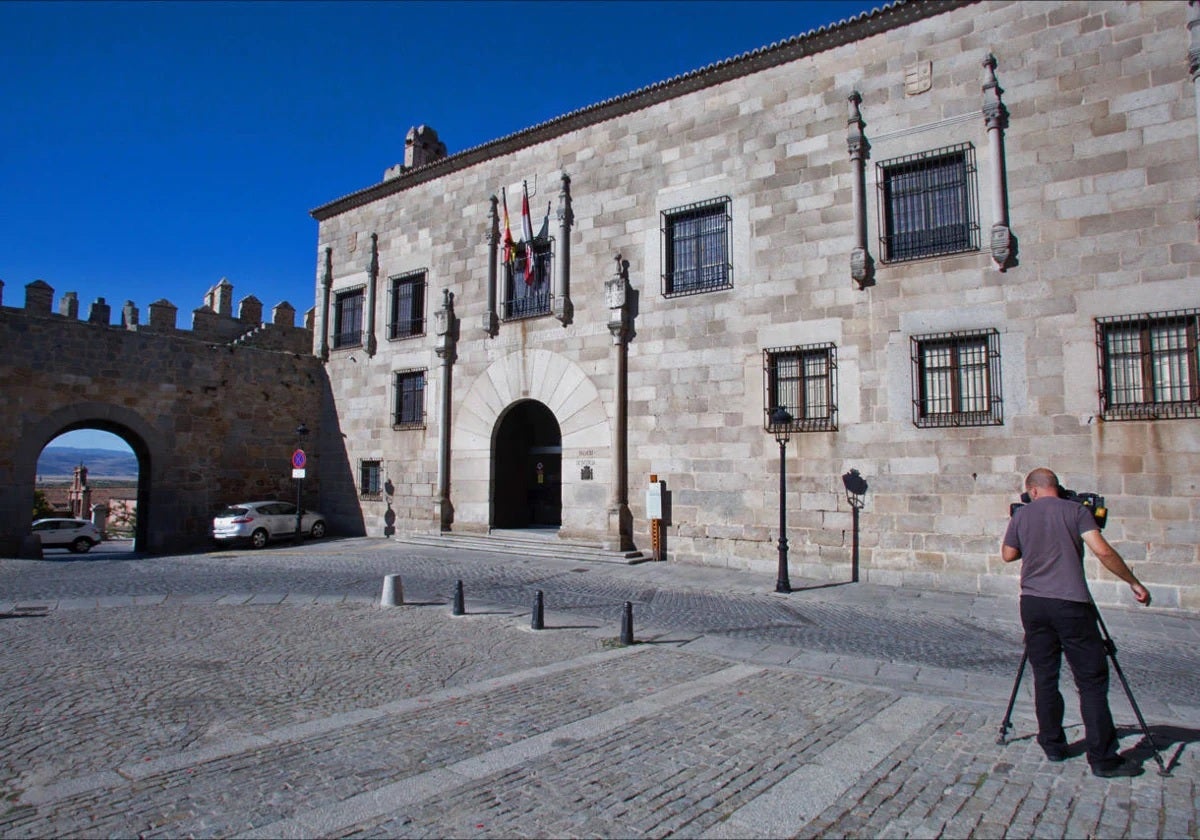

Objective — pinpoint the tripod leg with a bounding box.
[997,649,1028,745]
[1093,607,1170,777]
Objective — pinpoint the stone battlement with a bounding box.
[0,276,314,354]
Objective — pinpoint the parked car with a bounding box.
[212,501,327,549]
[31,518,102,553]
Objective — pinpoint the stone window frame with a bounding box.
[1096,308,1200,421]
[388,270,427,341]
[332,284,366,350]
[392,368,427,430]
[359,459,382,499]
[661,197,733,298]
[501,237,554,321]
[910,328,1002,428]
[763,343,839,433]
[876,143,980,264]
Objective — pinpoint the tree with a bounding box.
[33,490,55,520]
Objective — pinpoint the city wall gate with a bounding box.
[0,280,336,557]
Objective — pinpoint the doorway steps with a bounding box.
[392,528,651,565]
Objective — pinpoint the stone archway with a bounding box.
[491,400,562,529]
[15,403,164,553]
[453,349,612,541]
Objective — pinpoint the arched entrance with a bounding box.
[491,400,561,529]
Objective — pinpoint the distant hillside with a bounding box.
[38,447,138,479]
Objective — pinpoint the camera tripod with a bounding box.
[996,602,1170,777]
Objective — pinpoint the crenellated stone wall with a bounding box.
[0,278,344,556]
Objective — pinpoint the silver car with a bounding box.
[212,501,327,549]
[31,518,103,553]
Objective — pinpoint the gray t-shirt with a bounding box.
[1003,496,1098,603]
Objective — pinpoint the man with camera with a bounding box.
[1002,467,1151,778]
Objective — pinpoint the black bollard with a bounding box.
[620,600,634,645]
[452,579,465,616]
[531,589,544,630]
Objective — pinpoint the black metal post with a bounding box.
[620,601,634,645]
[452,579,465,616]
[776,438,791,593]
[293,422,308,545]
[531,590,544,630]
[850,505,860,583]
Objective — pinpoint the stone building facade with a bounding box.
[0,278,325,555]
[310,0,1200,609]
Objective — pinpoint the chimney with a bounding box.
[404,125,447,170]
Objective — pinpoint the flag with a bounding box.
[501,187,515,266]
[521,181,535,285]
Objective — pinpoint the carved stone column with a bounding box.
[1188,2,1200,224]
[846,91,874,288]
[605,255,633,551]
[482,195,499,337]
[983,54,1015,271]
[316,247,332,360]
[434,288,458,531]
[552,172,574,325]
[365,233,379,356]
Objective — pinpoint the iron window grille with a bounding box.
[763,343,838,433]
[388,270,426,340]
[1096,309,1200,421]
[878,143,979,263]
[332,286,365,349]
[359,460,382,498]
[393,368,426,429]
[662,197,733,297]
[502,238,553,321]
[911,329,1002,428]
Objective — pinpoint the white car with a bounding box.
[212,501,327,549]
[31,518,103,553]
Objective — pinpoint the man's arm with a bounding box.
[1001,544,1020,563]
[1082,529,1151,606]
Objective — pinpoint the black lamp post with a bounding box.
[769,406,793,594]
[842,468,868,583]
[293,422,309,544]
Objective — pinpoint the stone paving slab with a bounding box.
[0,598,1195,839]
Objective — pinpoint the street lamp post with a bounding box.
[293,422,309,544]
[842,468,868,583]
[769,406,794,594]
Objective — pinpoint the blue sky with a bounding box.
[7,0,881,452]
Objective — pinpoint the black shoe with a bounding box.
[1092,759,1143,778]
[1043,749,1068,763]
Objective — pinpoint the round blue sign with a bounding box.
[292,449,307,469]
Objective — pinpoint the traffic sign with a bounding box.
[292,449,307,469]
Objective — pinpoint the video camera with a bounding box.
[1009,486,1108,529]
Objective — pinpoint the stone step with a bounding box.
[392,529,651,565]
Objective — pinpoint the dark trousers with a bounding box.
[1020,595,1121,768]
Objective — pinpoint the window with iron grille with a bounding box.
[911,329,1002,427]
[662,197,732,297]
[388,271,426,340]
[360,460,382,498]
[763,343,838,433]
[393,369,426,428]
[503,239,553,320]
[878,143,979,263]
[1096,309,1200,421]
[332,286,364,349]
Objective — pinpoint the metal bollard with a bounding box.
[531,590,544,630]
[452,579,465,616]
[380,574,403,607]
[620,601,634,645]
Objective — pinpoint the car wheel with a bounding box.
[70,537,93,554]
[309,520,327,539]
[250,528,270,549]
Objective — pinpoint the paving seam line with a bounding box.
[241,663,764,840]
[16,643,645,807]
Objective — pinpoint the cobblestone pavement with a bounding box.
[0,537,1197,838]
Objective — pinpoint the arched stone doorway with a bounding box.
[491,400,561,529]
